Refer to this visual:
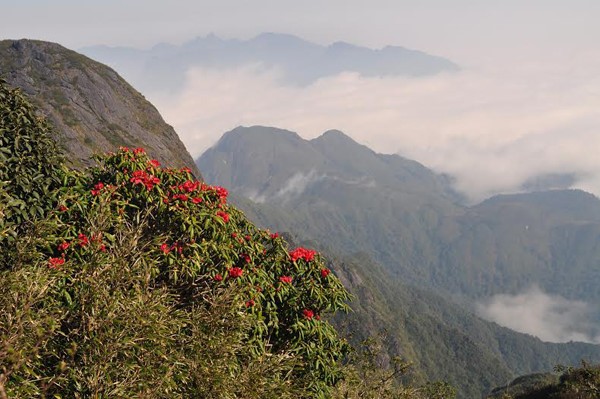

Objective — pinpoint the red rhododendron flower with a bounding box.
[279,276,293,284]
[270,232,279,239]
[302,309,314,320]
[57,242,70,252]
[217,211,230,223]
[90,182,104,196]
[119,146,130,152]
[180,167,191,173]
[245,299,255,308]
[144,176,160,190]
[229,267,243,278]
[170,242,184,254]
[58,204,68,212]
[78,233,89,247]
[289,247,316,262]
[130,170,160,190]
[180,180,199,193]
[130,170,146,185]
[174,194,188,201]
[320,268,331,278]
[160,243,170,254]
[148,159,161,168]
[209,185,228,202]
[133,147,145,155]
[48,257,65,269]
[99,244,107,252]
[214,274,223,282]
[191,197,202,204]
[241,254,251,263]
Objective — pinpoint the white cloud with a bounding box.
[275,170,323,201]
[149,53,600,202]
[477,286,600,344]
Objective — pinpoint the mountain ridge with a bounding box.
[80,32,460,90]
[198,125,600,306]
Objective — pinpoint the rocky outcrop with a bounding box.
[0,39,201,177]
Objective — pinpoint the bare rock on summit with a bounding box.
[0,39,201,177]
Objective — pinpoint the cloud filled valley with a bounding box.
[477,286,600,344]
[148,54,600,203]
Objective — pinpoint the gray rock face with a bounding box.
[0,39,201,178]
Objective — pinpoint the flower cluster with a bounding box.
[160,242,185,254]
[130,170,160,191]
[48,257,65,270]
[229,267,244,278]
[91,182,104,196]
[216,210,230,223]
[302,309,315,320]
[289,247,316,262]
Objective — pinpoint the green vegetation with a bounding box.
[0,80,456,398]
[0,79,64,254]
[488,362,600,399]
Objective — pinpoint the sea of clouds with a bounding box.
[477,285,600,344]
[148,52,600,203]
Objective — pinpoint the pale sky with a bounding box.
[3,0,599,65]
[3,0,600,201]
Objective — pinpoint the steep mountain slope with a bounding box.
[80,32,459,90]
[198,126,600,306]
[235,196,600,398]
[199,126,464,286]
[440,190,600,300]
[0,39,201,176]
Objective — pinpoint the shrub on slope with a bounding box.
[0,79,350,398]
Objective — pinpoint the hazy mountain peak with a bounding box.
[314,129,356,143]
[80,32,459,89]
[252,32,312,45]
[218,125,303,145]
[329,41,358,50]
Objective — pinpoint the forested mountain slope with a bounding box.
[198,126,600,304]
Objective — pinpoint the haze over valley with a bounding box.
[80,29,600,202]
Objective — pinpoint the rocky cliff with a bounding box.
[0,39,201,177]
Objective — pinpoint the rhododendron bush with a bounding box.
[0,80,351,398]
[60,147,351,370]
[2,150,351,397]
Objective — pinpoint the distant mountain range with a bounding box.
[80,32,459,91]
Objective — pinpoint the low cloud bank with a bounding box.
[149,54,600,202]
[477,286,600,344]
